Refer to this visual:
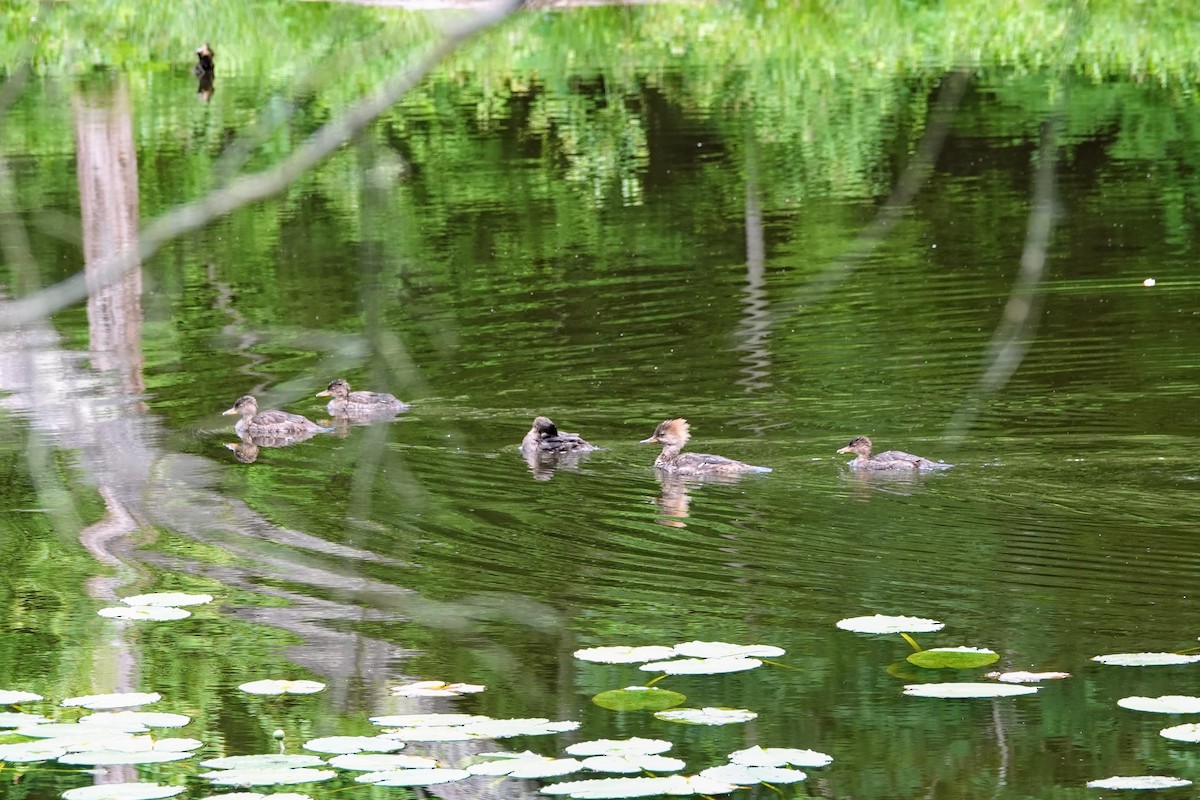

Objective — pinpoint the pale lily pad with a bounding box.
[572,646,677,664]
[302,736,403,754]
[61,734,154,753]
[541,775,738,797]
[986,671,1071,683]
[61,784,185,800]
[97,607,191,621]
[466,718,580,738]
[639,657,762,675]
[0,690,43,705]
[1159,723,1200,742]
[467,752,585,778]
[58,750,194,766]
[903,683,1039,698]
[1118,696,1200,714]
[593,687,686,712]
[122,592,213,607]
[580,754,685,774]
[238,680,325,696]
[653,707,757,726]
[728,746,833,768]
[199,769,336,786]
[200,754,326,770]
[63,692,161,710]
[355,768,471,786]
[369,713,489,728]
[565,738,673,757]
[1086,776,1192,789]
[836,614,945,634]
[672,641,784,659]
[0,740,68,762]
[1092,653,1200,667]
[390,681,485,697]
[18,721,149,738]
[328,754,438,771]
[0,711,48,727]
[699,764,807,785]
[378,726,474,742]
[153,738,204,752]
[907,647,1000,670]
[81,711,191,729]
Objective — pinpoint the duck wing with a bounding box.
[870,450,947,470]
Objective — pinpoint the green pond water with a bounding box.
[3,4,1200,799]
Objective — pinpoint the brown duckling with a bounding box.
[640,418,771,476]
[194,43,214,77]
[836,436,950,471]
[520,416,598,455]
[222,395,330,437]
[316,379,410,416]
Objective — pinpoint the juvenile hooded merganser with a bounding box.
[223,395,330,436]
[640,418,771,476]
[194,44,214,77]
[316,379,410,416]
[520,416,598,455]
[836,436,950,471]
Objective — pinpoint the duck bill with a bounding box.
[639,436,659,444]
[315,390,331,397]
[836,446,852,454]
[222,407,239,416]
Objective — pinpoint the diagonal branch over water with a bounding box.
[0,0,526,331]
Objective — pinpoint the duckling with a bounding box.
[640,418,771,476]
[520,416,598,455]
[194,43,214,77]
[836,436,950,470]
[222,395,329,437]
[316,379,410,416]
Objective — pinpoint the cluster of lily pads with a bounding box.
[838,613,1200,790]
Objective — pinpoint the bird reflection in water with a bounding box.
[224,430,322,464]
[194,43,214,102]
[651,472,759,528]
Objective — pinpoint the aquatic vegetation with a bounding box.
[79,711,191,728]
[573,645,677,664]
[97,606,191,621]
[1117,696,1200,714]
[1086,776,1193,789]
[199,768,337,786]
[200,755,327,770]
[328,753,438,771]
[300,735,403,754]
[577,754,685,774]
[1092,653,1200,666]
[0,689,43,704]
[638,656,763,675]
[541,774,739,798]
[61,784,185,800]
[0,711,48,727]
[389,680,485,697]
[354,768,472,786]
[672,641,785,659]
[985,671,1071,683]
[903,683,1040,698]
[565,738,674,757]
[466,751,586,778]
[836,614,945,634]
[237,680,326,695]
[0,739,69,762]
[1159,723,1200,743]
[728,745,833,768]
[591,687,685,711]
[368,712,487,727]
[653,707,758,725]
[907,647,999,669]
[121,592,213,607]
[699,763,807,784]
[62,692,161,709]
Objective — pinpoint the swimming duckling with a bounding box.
[316,379,410,416]
[640,418,771,476]
[222,395,329,437]
[836,436,950,471]
[520,416,598,455]
[194,43,214,77]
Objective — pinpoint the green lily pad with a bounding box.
[593,687,686,712]
[907,647,1000,669]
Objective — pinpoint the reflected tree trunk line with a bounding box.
[735,126,772,397]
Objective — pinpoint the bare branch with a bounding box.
[0,0,526,331]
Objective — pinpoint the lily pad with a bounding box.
[465,718,580,738]
[1118,696,1200,714]
[541,775,739,798]
[378,726,474,742]
[122,593,213,607]
[61,784,185,800]
[907,647,1000,670]
[653,707,757,726]
[593,687,685,712]
[200,754,326,770]
[301,736,403,754]
[639,657,763,675]
[903,683,1039,698]
[672,641,785,659]
[0,711,48,727]
[354,768,471,786]
[63,692,161,710]
[18,721,149,738]
[565,738,674,757]
[80,711,191,729]
[467,752,585,778]
[369,713,489,728]
[0,740,68,762]
[1160,723,1200,742]
[580,755,685,774]
[97,607,191,621]
[328,754,438,771]
[986,671,1071,683]
[390,680,485,697]
[728,746,833,768]
[572,646,677,664]
[699,764,807,785]
[1092,653,1200,667]
[836,614,945,634]
[0,690,43,705]
[58,750,194,766]
[199,768,336,786]
[237,680,325,696]
[1086,776,1192,789]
